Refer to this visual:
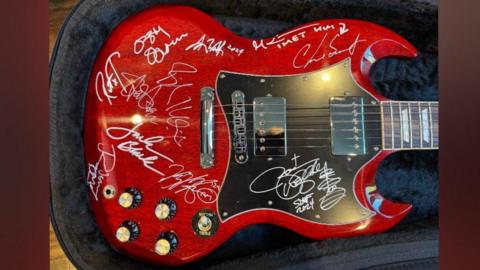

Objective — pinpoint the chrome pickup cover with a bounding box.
[253,96,287,156]
[330,96,366,156]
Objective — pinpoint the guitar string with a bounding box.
[213,103,439,108]
[216,111,439,116]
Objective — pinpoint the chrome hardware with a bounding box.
[192,210,219,237]
[330,96,366,156]
[253,96,287,156]
[231,91,248,164]
[197,216,213,232]
[200,87,215,168]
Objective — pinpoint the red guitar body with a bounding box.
[84,5,417,266]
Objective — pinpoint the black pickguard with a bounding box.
[216,59,382,224]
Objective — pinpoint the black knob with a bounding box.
[155,232,178,255]
[118,187,142,209]
[115,221,140,242]
[155,198,177,220]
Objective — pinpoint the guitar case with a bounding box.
[49,0,438,269]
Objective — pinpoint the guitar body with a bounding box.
[84,5,418,266]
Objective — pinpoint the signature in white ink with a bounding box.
[292,33,365,69]
[95,52,122,105]
[293,192,314,213]
[86,143,116,201]
[186,34,225,56]
[105,123,219,204]
[134,25,188,65]
[249,154,346,211]
[253,22,350,51]
[186,34,244,56]
[165,97,191,147]
[120,62,197,141]
[106,123,173,176]
[95,52,196,144]
[159,164,219,204]
[252,23,318,50]
[253,30,308,50]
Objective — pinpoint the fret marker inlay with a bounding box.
[421,108,430,143]
[401,108,410,143]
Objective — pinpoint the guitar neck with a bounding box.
[381,101,438,150]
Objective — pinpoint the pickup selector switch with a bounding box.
[155,198,176,220]
[115,221,139,242]
[118,188,142,209]
[192,209,219,237]
[155,232,178,256]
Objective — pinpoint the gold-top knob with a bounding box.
[118,188,142,209]
[155,203,170,220]
[115,226,131,243]
[154,198,176,220]
[154,232,178,256]
[115,221,139,243]
[118,192,133,208]
[155,239,171,255]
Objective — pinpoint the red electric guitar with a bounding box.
[84,5,438,266]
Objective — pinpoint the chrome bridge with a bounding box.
[330,96,366,156]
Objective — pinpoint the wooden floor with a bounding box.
[49,0,78,269]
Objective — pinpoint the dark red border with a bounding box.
[440,0,480,268]
[0,1,49,269]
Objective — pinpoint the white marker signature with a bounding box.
[134,25,188,65]
[249,154,346,211]
[186,34,226,56]
[186,34,244,56]
[159,164,219,204]
[165,97,191,147]
[105,123,218,204]
[106,123,173,176]
[95,52,196,145]
[86,143,116,201]
[119,61,197,147]
[292,33,365,69]
[293,192,314,213]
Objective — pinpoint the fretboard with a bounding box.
[381,101,438,150]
